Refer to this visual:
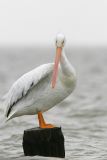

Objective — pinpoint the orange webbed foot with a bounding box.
[37,112,55,129]
[40,123,55,129]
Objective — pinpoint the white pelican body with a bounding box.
[4,34,76,127]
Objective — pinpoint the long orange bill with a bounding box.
[51,47,62,88]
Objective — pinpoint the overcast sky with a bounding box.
[0,0,107,47]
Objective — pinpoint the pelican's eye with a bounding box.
[62,40,64,44]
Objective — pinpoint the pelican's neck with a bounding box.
[60,49,76,78]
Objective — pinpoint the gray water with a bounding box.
[0,47,107,160]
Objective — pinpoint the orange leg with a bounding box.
[38,112,55,128]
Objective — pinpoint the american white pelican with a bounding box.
[4,33,76,128]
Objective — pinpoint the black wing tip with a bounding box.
[6,107,11,118]
[6,101,16,118]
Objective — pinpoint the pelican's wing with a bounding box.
[5,63,53,117]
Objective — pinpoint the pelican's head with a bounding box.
[51,33,65,89]
[55,33,65,48]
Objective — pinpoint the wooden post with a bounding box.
[23,127,65,158]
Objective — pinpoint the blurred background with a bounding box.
[0,0,107,159]
[0,0,107,47]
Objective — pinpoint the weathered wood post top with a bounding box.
[23,127,65,158]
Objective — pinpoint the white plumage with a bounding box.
[4,34,76,123]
